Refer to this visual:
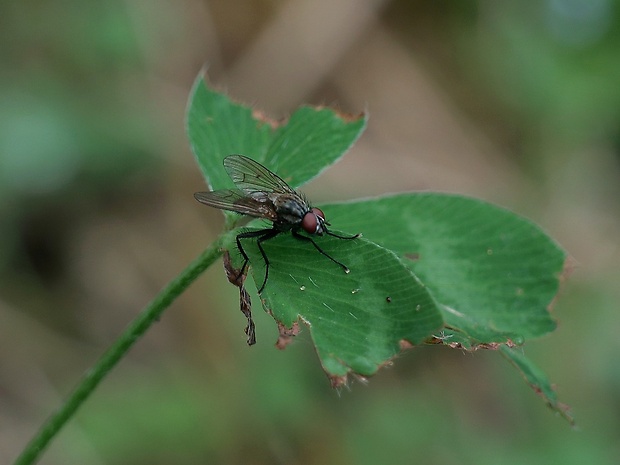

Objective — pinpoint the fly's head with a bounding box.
[301,207,329,235]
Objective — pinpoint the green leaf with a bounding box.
[186,73,367,196]
[186,75,271,193]
[236,229,444,381]
[499,345,574,425]
[186,79,571,419]
[265,107,366,189]
[322,193,567,348]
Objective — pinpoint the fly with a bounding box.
[194,155,359,293]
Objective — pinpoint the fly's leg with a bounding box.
[326,231,361,240]
[234,231,255,277]
[235,228,280,293]
[255,229,280,293]
[292,230,351,274]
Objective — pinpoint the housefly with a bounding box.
[194,155,359,293]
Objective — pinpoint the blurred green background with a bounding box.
[2,0,619,463]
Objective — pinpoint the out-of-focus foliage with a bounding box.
[3,1,619,464]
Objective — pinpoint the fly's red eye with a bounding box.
[311,207,325,220]
[301,211,319,234]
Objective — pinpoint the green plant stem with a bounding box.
[15,235,227,465]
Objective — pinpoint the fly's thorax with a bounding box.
[271,193,309,225]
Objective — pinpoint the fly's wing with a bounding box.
[194,190,278,221]
[224,155,297,199]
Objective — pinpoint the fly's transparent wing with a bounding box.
[224,155,296,198]
[194,190,278,220]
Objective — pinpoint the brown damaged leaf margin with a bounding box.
[423,322,521,351]
[252,105,365,130]
[268,310,430,388]
[313,104,366,123]
[546,255,577,315]
[275,321,300,350]
[428,337,520,351]
[195,71,365,131]
[327,338,420,389]
[223,251,256,346]
[193,70,280,130]
[265,313,359,389]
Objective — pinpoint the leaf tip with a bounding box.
[328,373,349,389]
[533,385,576,427]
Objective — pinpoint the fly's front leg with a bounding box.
[326,230,361,240]
[292,230,350,274]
